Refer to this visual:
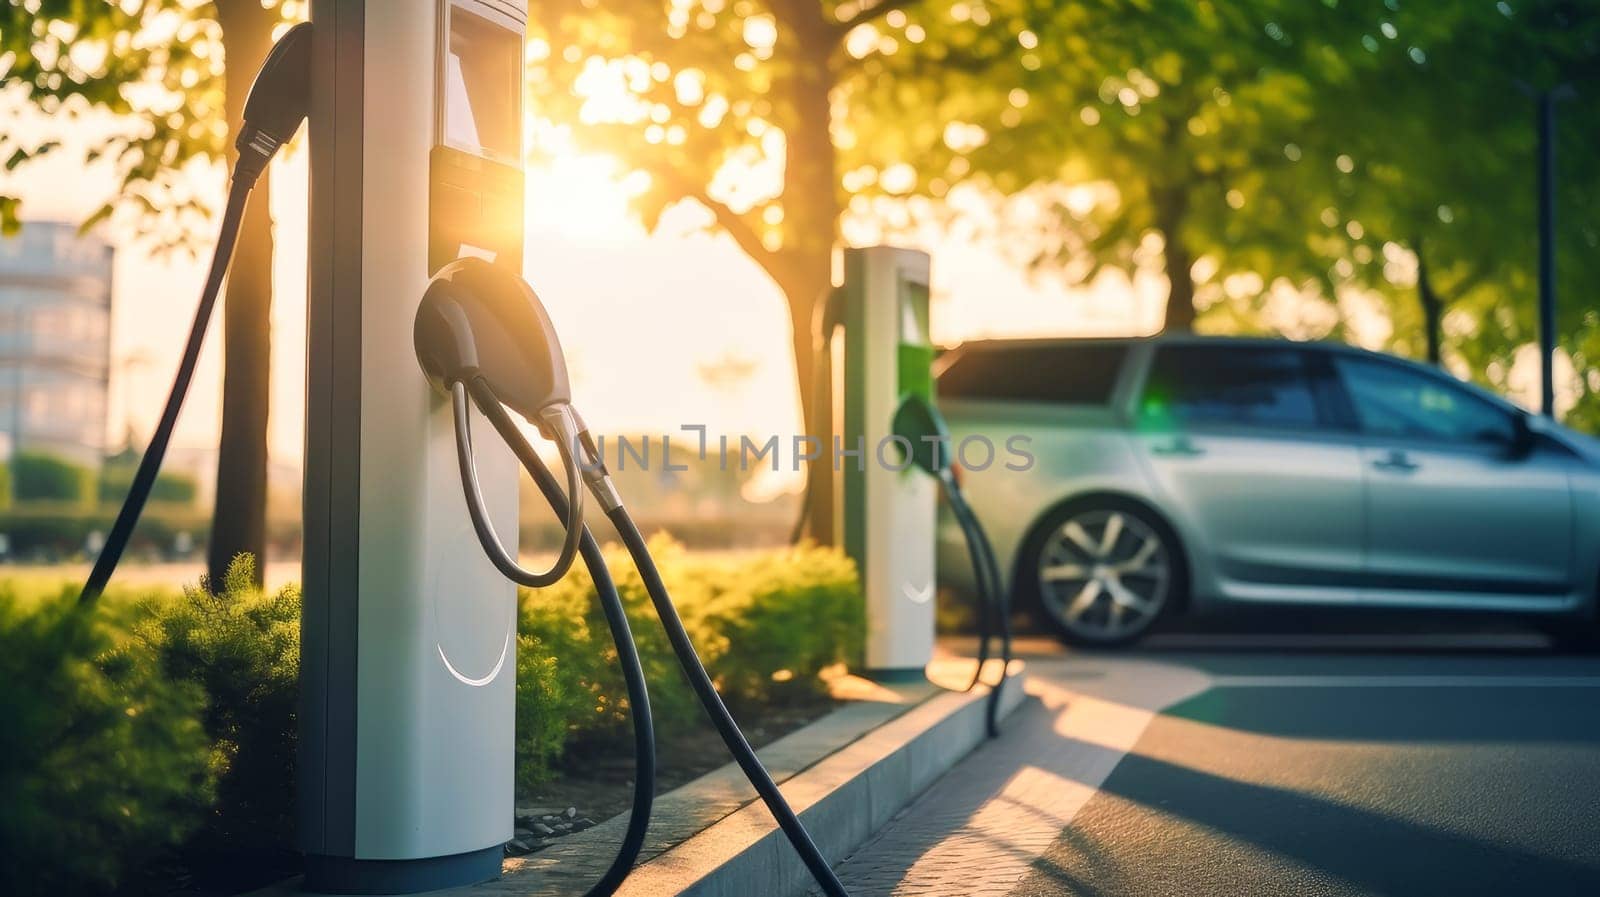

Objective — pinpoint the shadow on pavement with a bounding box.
[1022,740,1600,897]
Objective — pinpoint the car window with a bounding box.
[1333,355,1516,445]
[1143,345,1323,430]
[937,343,1127,405]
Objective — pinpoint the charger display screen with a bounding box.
[443,8,521,164]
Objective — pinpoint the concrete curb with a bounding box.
[263,669,1027,897]
[614,671,1027,897]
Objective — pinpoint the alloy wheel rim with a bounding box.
[1038,510,1170,642]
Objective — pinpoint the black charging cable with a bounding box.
[451,380,586,588]
[800,295,1011,735]
[953,481,996,695]
[937,468,1012,737]
[78,22,313,606]
[463,376,850,896]
[890,394,1012,736]
[453,378,654,897]
[602,501,853,897]
[421,260,854,897]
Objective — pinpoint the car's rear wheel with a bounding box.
[1022,500,1185,648]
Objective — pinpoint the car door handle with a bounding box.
[1151,437,1205,457]
[1372,450,1419,473]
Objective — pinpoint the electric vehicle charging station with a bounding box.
[300,2,528,891]
[833,246,939,680]
[77,5,858,894]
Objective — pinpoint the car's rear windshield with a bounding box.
[937,342,1128,405]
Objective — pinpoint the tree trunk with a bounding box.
[1414,236,1443,366]
[780,36,839,547]
[1153,187,1196,332]
[208,1,278,587]
[786,258,834,545]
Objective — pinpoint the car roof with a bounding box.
[941,333,1422,362]
[946,333,1339,351]
[939,334,1526,415]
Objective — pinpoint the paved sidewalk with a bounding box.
[821,659,1205,897]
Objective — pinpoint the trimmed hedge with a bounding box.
[99,463,200,506]
[0,506,298,560]
[0,540,862,891]
[12,452,94,505]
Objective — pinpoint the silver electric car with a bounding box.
[934,336,1600,647]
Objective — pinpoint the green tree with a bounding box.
[1316,1,1600,427]
[925,0,1600,431]
[899,0,1387,335]
[529,0,1063,539]
[1,0,301,585]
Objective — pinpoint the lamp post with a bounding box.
[1520,82,1575,418]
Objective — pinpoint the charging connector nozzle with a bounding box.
[233,21,313,185]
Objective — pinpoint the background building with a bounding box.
[0,222,113,468]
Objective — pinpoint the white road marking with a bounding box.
[1147,632,1550,649]
[1212,675,1600,688]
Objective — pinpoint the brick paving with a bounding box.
[819,658,1206,897]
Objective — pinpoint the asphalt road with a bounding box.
[830,634,1600,897]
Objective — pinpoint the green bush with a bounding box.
[0,505,213,558]
[12,451,94,505]
[99,463,199,506]
[515,536,861,786]
[0,589,214,896]
[516,536,698,789]
[514,633,592,790]
[0,538,863,891]
[681,543,863,707]
[133,556,301,853]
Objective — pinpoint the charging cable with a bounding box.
[78,22,313,606]
[418,260,855,897]
[455,376,654,897]
[452,380,585,588]
[893,394,1013,737]
[424,261,650,897]
[798,288,1013,737]
[938,468,1012,736]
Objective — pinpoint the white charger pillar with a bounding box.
[835,246,937,680]
[301,1,527,891]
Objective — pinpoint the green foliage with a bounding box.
[1317,2,1600,428]
[0,588,214,897]
[0,194,19,236]
[515,536,861,786]
[133,555,301,853]
[100,460,199,506]
[0,0,298,248]
[0,504,209,558]
[0,537,861,893]
[676,542,863,706]
[12,451,94,504]
[516,536,699,787]
[524,0,1044,365]
[858,0,1600,426]
[515,632,593,791]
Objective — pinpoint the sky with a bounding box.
[0,96,1165,475]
